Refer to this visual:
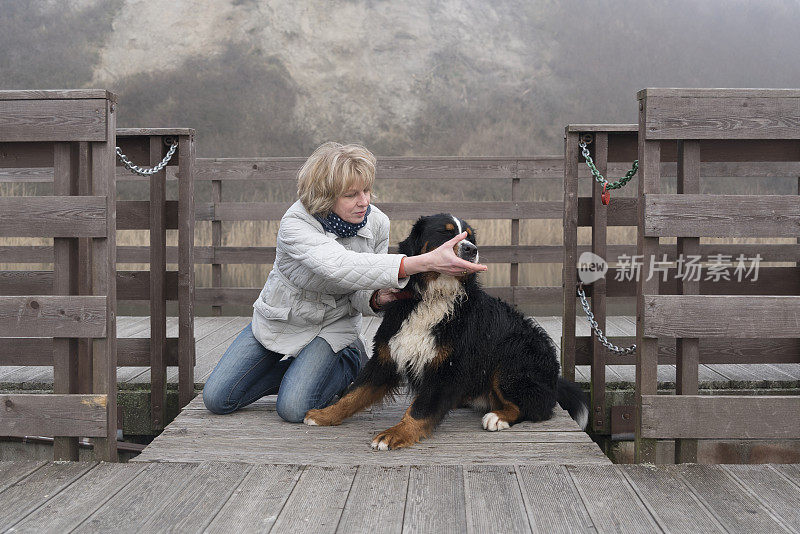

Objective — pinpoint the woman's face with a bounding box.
[332,185,371,223]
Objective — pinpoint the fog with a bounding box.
[2,0,800,156]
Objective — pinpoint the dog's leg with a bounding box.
[304,383,391,426]
[304,346,400,426]
[482,374,523,431]
[371,387,455,450]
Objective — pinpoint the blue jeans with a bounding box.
[202,323,365,422]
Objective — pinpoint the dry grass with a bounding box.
[1,174,795,293]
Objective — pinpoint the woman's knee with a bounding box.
[275,390,314,423]
[202,380,236,415]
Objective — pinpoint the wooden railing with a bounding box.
[191,156,567,312]
[0,127,197,434]
[635,88,800,463]
[0,89,118,461]
[115,128,196,430]
[563,124,800,438]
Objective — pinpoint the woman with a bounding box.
[203,142,487,422]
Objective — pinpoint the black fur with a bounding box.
[351,213,589,432]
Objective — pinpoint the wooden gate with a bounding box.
[635,88,800,463]
[0,89,118,461]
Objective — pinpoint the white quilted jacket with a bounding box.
[251,200,408,357]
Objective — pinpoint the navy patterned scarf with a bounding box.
[315,205,371,238]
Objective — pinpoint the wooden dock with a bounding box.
[2,316,800,532]
[2,315,799,389]
[133,394,609,465]
[1,460,799,532]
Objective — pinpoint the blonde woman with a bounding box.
[203,142,487,422]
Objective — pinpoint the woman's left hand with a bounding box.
[373,288,406,307]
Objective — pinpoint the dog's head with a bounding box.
[398,214,479,292]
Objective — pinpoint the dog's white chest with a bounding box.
[388,277,463,378]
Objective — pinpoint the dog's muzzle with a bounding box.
[458,240,479,263]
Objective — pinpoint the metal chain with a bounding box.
[577,283,637,355]
[579,140,638,190]
[115,142,178,176]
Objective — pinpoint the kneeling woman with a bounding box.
[203,142,487,422]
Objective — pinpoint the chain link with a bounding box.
[579,140,638,190]
[116,142,178,176]
[577,283,636,355]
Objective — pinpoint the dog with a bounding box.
[304,213,589,450]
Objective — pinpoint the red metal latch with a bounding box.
[601,183,610,205]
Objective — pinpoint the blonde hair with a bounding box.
[297,142,377,216]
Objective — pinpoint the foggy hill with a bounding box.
[3,0,800,157]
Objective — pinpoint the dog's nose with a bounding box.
[459,240,478,261]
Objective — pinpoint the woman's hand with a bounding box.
[373,288,408,308]
[403,232,488,276]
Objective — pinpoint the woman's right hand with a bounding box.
[403,232,488,276]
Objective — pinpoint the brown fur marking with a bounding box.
[445,223,455,231]
[372,405,435,449]
[376,343,392,364]
[430,344,452,368]
[305,383,389,426]
[488,374,522,425]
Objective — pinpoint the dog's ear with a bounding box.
[398,217,426,256]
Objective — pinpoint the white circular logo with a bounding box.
[577,252,608,284]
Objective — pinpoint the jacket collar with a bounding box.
[323,225,372,240]
[291,200,373,240]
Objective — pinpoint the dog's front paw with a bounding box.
[371,425,419,450]
[482,412,510,431]
[303,407,342,426]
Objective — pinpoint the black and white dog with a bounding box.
[304,213,588,449]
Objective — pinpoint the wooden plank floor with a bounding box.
[2,315,798,388]
[1,460,799,533]
[132,393,610,466]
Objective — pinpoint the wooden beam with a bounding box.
[2,337,182,367]
[117,271,179,301]
[675,139,701,463]
[90,97,118,462]
[0,196,107,237]
[117,200,179,230]
[635,101,661,463]
[638,88,800,140]
[573,337,800,366]
[640,395,800,439]
[150,137,167,431]
[0,271,180,300]
[0,296,106,338]
[52,141,80,461]
[510,161,520,306]
[208,201,564,221]
[193,286,563,307]
[561,130,579,383]
[644,295,800,338]
[644,194,800,238]
[0,98,109,142]
[117,337,180,367]
[111,243,800,265]
[577,198,638,226]
[0,394,108,437]
[590,132,609,434]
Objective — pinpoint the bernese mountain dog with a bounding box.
[304,213,589,450]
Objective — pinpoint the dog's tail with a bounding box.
[557,377,589,430]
